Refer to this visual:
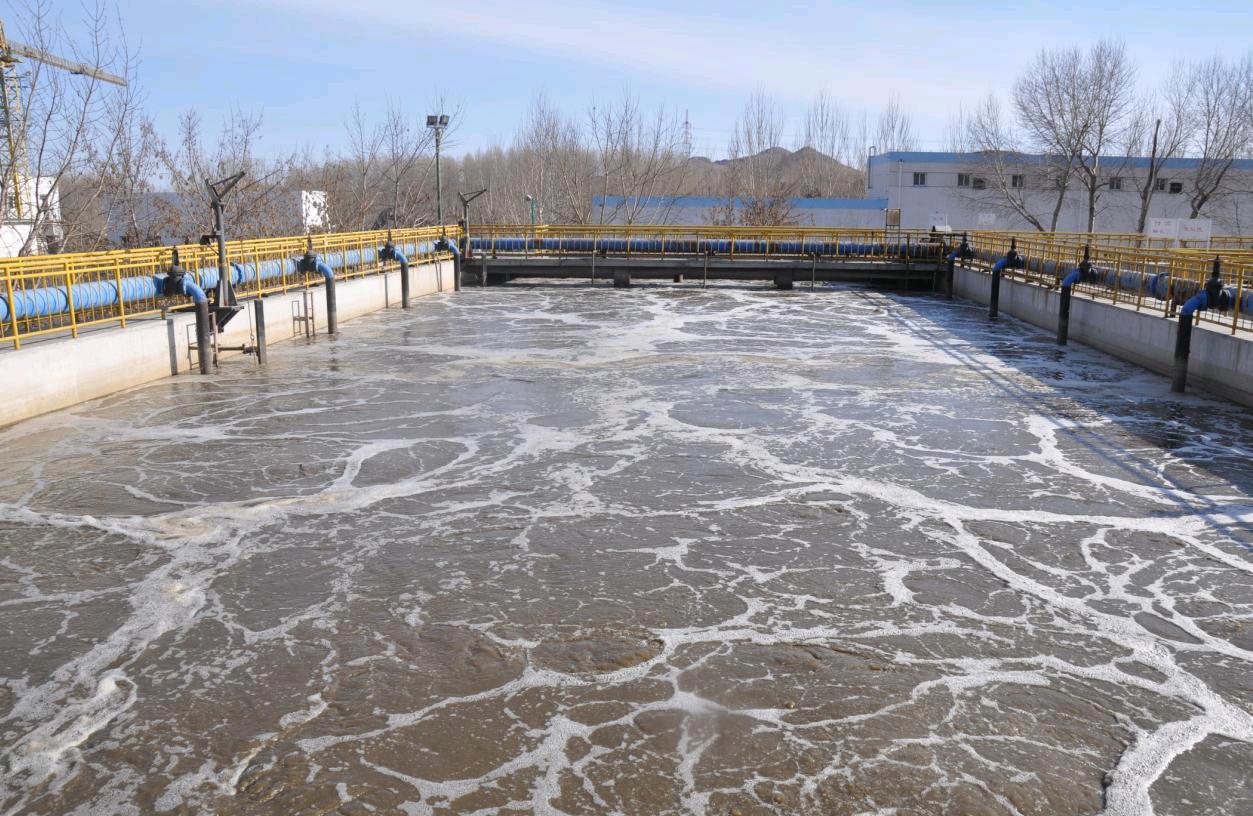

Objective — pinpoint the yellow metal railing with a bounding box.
[967,231,1253,335]
[0,226,459,349]
[3,223,1251,350]
[467,223,947,260]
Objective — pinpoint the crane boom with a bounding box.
[0,18,127,227]
[5,40,127,87]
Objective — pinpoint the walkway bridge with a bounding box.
[465,225,947,289]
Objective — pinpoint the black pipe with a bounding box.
[1058,284,1072,346]
[1172,311,1193,393]
[194,300,212,375]
[325,275,338,336]
[989,266,1001,321]
[946,254,955,300]
[400,254,411,309]
[254,298,267,365]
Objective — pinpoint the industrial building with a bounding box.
[869,151,1253,234]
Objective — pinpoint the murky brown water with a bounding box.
[1,283,1252,815]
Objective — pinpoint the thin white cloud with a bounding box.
[253,0,895,106]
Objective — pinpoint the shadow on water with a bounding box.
[881,290,1253,553]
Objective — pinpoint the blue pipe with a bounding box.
[315,260,334,282]
[180,277,207,304]
[992,257,1009,273]
[1180,292,1207,316]
[1061,269,1082,287]
[0,240,441,326]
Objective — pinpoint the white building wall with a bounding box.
[869,152,1253,235]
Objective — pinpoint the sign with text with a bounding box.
[1148,218,1178,239]
[1178,218,1213,242]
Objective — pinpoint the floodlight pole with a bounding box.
[427,113,449,234]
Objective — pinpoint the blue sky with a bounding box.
[10,0,1252,159]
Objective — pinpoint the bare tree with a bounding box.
[963,93,1049,231]
[797,92,860,197]
[1,0,136,254]
[1121,81,1190,234]
[591,92,687,224]
[1070,40,1137,232]
[1178,54,1253,218]
[376,101,433,229]
[713,91,796,225]
[874,95,918,154]
[158,108,299,240]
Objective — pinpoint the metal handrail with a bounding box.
[0,226,461,349]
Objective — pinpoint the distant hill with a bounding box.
[687,147,863,199]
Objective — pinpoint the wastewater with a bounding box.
[1,282,1251,815]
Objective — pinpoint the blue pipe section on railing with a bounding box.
[0,239,447,324]
[1180,292,1208,316]
[465,237,945,259]
[315,260,334,282]
[1061,269,1082,287]
[992,257,1009,273]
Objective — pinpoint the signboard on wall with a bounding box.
[301,190,328,230]
[884,208,901,228]
[1178,218,1213,243]
[1148,218,1178,239]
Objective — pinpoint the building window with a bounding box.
[957,173,970,187]
[1155,178,1167,192]
[913,172,927,186]
[1011,174,1025,189]
[1169,181,1183,194]
[1109,176,1123,191]
[972,177,987,190]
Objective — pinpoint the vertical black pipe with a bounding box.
[212,200,230,308]
[1057,284,1072,346]
[945,255,955,300]
[195,300,212,375]
[400,256,411,309]
[1172,312,1193,393]
[325,276,338,336]
[253,298,267,364]
[989,267,1001,321]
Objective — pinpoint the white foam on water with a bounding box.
[1,284,1250,814]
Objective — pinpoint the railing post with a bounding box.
[1232,270,1245,335]
[64,262,79,338]
[4,269,21,349]
[114,258,126,328]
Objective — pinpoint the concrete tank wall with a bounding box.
[0,259,454,428]
[953,266,1253,408]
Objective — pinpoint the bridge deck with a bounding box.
[466,255,943,286]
